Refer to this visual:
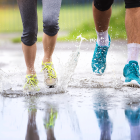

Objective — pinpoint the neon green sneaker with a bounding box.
[44,108,58,129]
[42,62,57,88]
[24,74,40,92]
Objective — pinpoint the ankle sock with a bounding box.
[127,43,140,63]
[97,30,109,47]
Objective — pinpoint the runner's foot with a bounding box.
[42,62,57,88]
[24,74,40,92]
[123,60,140,87]
[91,35,111,75]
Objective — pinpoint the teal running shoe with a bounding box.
[123,60,140,87]
[91,35,111,75]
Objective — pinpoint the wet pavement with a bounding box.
[0,40,140,140]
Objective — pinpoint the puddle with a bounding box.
[0,39,140,139]
[0,88,140,140]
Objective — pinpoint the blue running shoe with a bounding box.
[123,60,140,87]
[91,35,111,75]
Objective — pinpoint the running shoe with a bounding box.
[24,74,40,91]
[123,60,140,87]
[42,62,57,88]
[91,35,111,75]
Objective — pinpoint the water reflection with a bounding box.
[125,107,140,140]
[2,89,140,140]
[93,89,140,140]
[25,96,57,140]
[93,90,112,139]
[95,110,112,140]
[44,105,57,140]
[26,108,39,140]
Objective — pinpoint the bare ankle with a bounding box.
[26,69,36,75]
[43,57,52,63]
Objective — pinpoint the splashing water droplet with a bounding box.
[57,35,87,92]
[0,69,12,92]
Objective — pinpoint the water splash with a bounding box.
[57,35,87,92]
[0,69,12,92]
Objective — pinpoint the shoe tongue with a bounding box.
[129,60,138,66]
[27,75,36,78]
[46,63,53,66]
[44,62,52,65]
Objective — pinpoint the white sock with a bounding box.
[127,43,140,63]
[97,30,109,47]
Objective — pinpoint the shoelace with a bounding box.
[94,46,108,64]
[24,74,39,90]
[45,108,57,129]
[97,47,107,58]
[129,63,140,77]
[42,62,57,79]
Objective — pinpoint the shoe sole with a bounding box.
[45,83,57,88]
[94,72,103,76]
[93,68,106,76]
[44,84,56,88]
[92,65,106,76]
[44,78,58,88]
[49,85,55,88]
[123,80,140,88]
[48,85,57,88]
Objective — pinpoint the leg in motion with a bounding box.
[91,0,113,75]
[123,0,140,87]
[41,0,62,88]
[17,0,39,91]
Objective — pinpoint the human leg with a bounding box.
[42,33,58,63]
[123,0,140,87]
[17,0,39,90]
[125,6,140,63]
[41,0,62,87]
[17,0,38,75]
[22,43,37,75]
[91,0,113,75]
[42,0,61,63]
[93,0,113,46]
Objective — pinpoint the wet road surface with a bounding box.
[0,40,140,140]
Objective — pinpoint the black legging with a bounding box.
[17,0,62,46]
[94,0,140,11]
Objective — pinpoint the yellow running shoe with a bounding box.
[42,62,57,88]
[24,74,40,91]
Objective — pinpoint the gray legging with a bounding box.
[17,0,62,46]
